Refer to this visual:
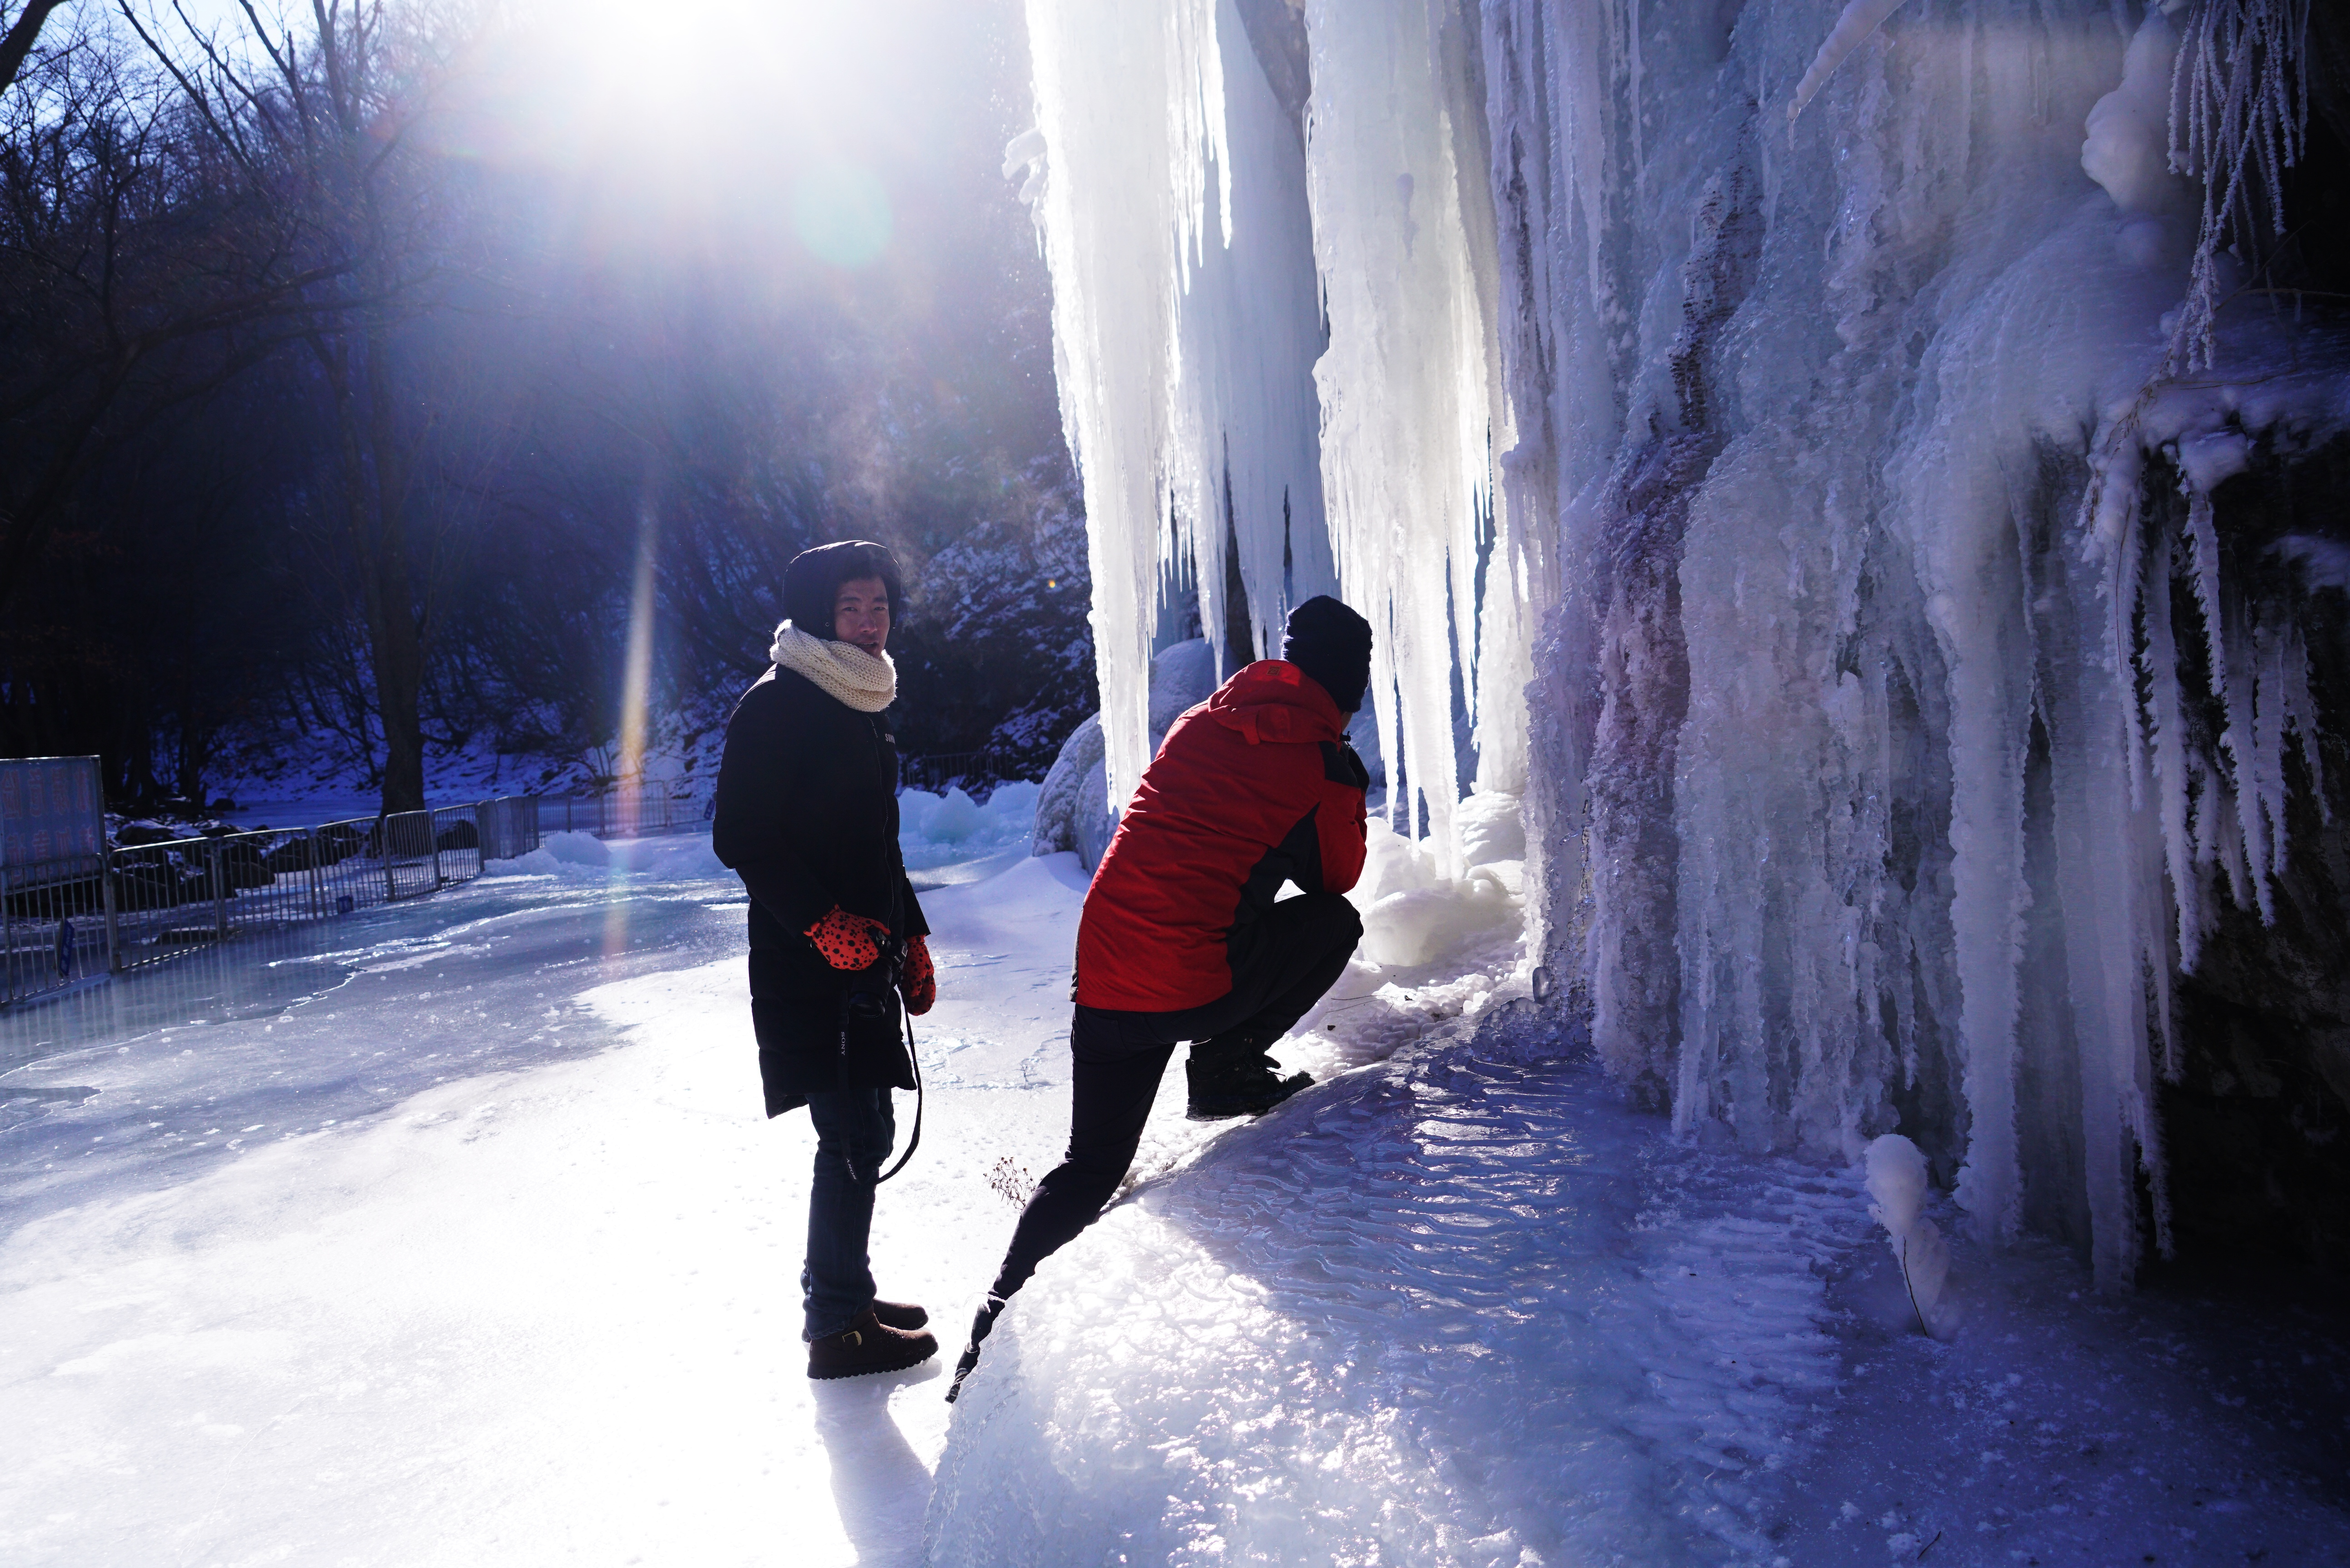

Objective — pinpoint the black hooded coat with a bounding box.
[711,543,928,1116]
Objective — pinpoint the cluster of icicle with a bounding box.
[1013,0,2343,1287]
[1010,0,1334,818]
[1014,0,1533,871]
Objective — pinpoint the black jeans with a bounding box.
[987,891,1362,1303]
[802,1087,896,1340]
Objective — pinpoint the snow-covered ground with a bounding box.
[2,832,2343,1566]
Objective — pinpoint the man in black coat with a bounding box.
[712,540,940,1379]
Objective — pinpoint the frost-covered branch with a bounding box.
[2168,0,2313,370]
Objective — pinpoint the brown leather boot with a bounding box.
[872,1298,929,1331]
[808,1307,939,1380]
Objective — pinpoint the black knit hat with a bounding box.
[783,540,904,640]
[1280,595,1373,714]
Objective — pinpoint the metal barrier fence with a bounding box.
[899,750,1017,796]
[537,782,696,839]
[0,851,113,1005]
[0,795,540,1005]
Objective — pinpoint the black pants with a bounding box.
[987,891,1362,1302]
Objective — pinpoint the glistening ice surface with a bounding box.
[5,844,2341,1564]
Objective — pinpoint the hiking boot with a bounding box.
[944,1293,1006,1404]
[872,1298,929,1331]
[808,1307,938,1381]
[1185,1050,1313,1121]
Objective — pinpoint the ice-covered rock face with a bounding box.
[1020,0,2350,1283]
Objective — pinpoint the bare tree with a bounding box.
[119,0,481,811]
[0,13,355,626]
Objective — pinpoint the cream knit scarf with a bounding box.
[769,621,897,713]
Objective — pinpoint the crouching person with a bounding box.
[949,595,1374,1400]
[713,540,942,1380]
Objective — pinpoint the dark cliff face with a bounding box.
[2157,435,2350,1278]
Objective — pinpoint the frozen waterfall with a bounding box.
[1014,0,2348,1286]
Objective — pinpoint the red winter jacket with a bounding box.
[1075,660,1369,1012]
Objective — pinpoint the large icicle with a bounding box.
[1304,0,1509,875]
[1018,0,1200,810]
[1172,0,1336,679]
[1021,0,1335,808]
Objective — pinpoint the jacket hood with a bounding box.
[1205,660,1347,745]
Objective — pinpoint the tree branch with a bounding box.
[0,0,65,97]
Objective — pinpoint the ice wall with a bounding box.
[1019,0,2346,1284]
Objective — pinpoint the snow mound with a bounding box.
[1350,803,1525,969]
[1864,1133,1955,1336]
[606,835,726,879]
[540,829,610,866]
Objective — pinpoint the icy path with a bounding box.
[0,846,1079,1567]
[4,845,2344,1566]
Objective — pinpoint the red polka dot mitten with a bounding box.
[804,906,889,971]
[900,934,935,1016]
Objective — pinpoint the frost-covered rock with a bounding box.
[1032,638,1220,869]
[1029,714,1110,868]
[1145,636,1217,736]
[1344,703,1383,791]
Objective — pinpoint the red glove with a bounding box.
[900,934,935,1015]
[805,906,889,971]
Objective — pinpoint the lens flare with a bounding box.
[608,494,660,956]
[790,162,893,268]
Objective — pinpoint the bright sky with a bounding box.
[90,0,1018,276]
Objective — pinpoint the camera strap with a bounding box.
[875,1005,923,1183]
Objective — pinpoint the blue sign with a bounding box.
[0,757,104,867]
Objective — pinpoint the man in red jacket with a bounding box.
[949,596,1373,1400]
